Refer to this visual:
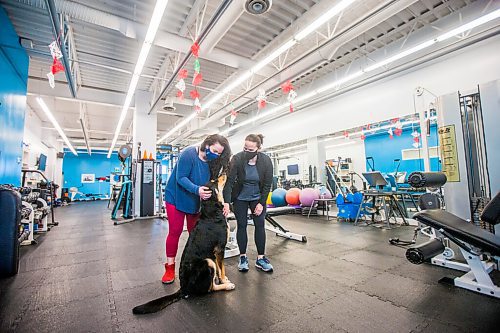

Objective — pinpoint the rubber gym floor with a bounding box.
[1,201,499,332]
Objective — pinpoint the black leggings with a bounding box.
[233,199,267,256]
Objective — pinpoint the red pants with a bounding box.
[165,203,199,258]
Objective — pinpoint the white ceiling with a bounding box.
[1,0,493,151]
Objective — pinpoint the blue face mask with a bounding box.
[205,146,219,161]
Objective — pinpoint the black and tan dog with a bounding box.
[132,176,234,315]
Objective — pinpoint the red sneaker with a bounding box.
[161,263,175,284]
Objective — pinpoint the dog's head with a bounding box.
[200,179,224,219]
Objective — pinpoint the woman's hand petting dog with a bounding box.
[223,203,230,217]
[198,186,212,200]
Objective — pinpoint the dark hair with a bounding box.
[200,134,231,179]
[245,134,264,148]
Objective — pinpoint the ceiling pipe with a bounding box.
[147,0,234,115]
[45,0,77,98]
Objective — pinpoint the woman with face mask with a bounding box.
[223,134,274,272]
[161,134,231,284]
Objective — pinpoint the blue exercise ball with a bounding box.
[271,188,288,207]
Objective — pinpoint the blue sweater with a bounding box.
[165,146,210,214]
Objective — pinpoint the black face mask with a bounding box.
[244,151,258,160]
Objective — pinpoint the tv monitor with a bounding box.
[38,154,47,171]
[287,164,299,175]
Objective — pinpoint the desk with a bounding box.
[307,198,336,220]
[354,191,408,229]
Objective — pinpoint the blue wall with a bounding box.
[62,151,122,196]
[364,125,440,174]
[0,6,29,185]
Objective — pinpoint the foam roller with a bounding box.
[407,172,447,188]
[406,239,445,265]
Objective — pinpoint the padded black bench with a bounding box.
[412,192,500,298]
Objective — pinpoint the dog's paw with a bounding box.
[221,276,231,284]
[225,283,235,290]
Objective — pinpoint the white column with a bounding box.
[306,137,326,184]
[415,89,431,172]
[132,90,156,216]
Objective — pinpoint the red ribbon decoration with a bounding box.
[176,90,184,100]
[258,99,267,110]
[51,58,65,74]
[413,136,420,143]
[191,42,200,57]
[394,128,403,136]
[178,68,188,79]
[360,134,366,140]
[190,89,200,99]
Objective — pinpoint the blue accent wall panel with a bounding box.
[62,152,122,195]
[364,125,440,174]
[0,6,29,186]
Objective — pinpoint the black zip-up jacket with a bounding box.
[223,151,273,206]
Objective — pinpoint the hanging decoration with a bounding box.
[190,89,200,100]
[190,41,203,112]
[193,97,202,113]
[387,127,394,139]
[175,69,188,100]
[343,130,349,139]
[229,103,238,125]
[411,130,421,148]
[393,120,403,136]
[257,89,267,110]
[46,40,65,89]
[191,42,200,57]
[281,80,297,113]
[360,132,366,140]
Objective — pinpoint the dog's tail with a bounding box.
[132,289,183,315]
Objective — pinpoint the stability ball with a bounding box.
[300,188,320,207]
[271,188,288,207]
[266,192,273,206]
[285,188,301,205]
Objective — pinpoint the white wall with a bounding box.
[23,106,63,193]
[325,140,366,176]
[228,34,500,149]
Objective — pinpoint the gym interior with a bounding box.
[1,0,499,331]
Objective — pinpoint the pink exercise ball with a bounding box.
[299,188,320,207]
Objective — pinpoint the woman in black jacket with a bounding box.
[223,134,274,272]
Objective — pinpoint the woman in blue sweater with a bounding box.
[162,134,231,284]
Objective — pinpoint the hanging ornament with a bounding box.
[287,90,297,113]
[51,57,65,74]
[46,72,55,88]
[412,142,420,149]
[388,127,394,139]
[411,130,420,138]
[193,58,201,73]
[190,89,200,100]
[49,41,63,59]
[280,80,294,93]
[257,89,267,110]
[229,102,237,125]
[343,131,349,139]
[194,97,202,114]
[394,128,403,136]
[175,79,186,100]
[360,132,366,141]
[191,42,200,57]
[192,72,203,86]
[178,68,188,79]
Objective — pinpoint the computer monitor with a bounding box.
[362,171,388,189]
[287,164,299,175]
[38,154,47,171]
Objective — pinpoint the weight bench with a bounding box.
[409,192,500,298]
[225,206,307,258]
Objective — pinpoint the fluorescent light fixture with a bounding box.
[36,97,78,156]
[325,140,356,149]
[218,11,499,137]
[295,0,356,41]
[267,143,308,154]
[108,0,169,157]
[251,39,297,73]
[436,8,500,42]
